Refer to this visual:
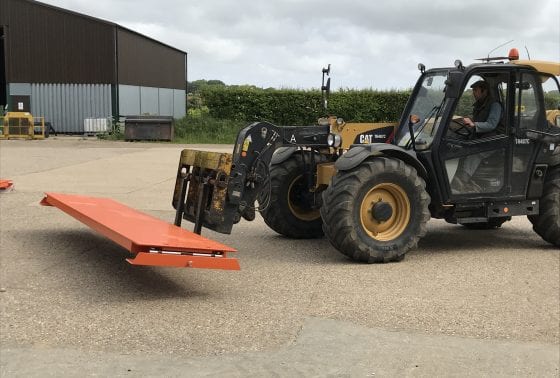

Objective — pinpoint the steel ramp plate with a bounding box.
[41,192,239,270]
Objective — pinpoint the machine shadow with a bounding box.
[242,220,553,265]
[417,222,551,255]
[12,228,216,301]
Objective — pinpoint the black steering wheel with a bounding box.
[449,118,475,139]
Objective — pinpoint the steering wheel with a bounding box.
[449,118,475,139]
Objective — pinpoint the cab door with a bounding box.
[509,70,555,197]
[439,70,512,198]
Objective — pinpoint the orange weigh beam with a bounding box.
[40,192,239,270]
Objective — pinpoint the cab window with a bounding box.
[515,73,542,130]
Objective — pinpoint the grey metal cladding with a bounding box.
[8,83,32,95]
[173,89,186,118]
[118,85,141,115]
[31,83,112,133]
[139,86,159,115]
[158,88,174,116]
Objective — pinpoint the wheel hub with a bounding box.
[360,183,410,241]
[372,201,393,222]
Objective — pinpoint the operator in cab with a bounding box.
[461,80,501,135]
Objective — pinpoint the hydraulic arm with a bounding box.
[172,121,330,234]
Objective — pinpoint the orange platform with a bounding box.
[40,192,239,270]
[0,179,14,191]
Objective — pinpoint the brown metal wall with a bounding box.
[117,27,186,90]
[0,0,187,89]
[1,0,116,84]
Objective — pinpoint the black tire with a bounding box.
[460,217,511,230]
[528,166,560,246]
[258,153,324,238]
[321,157,431,263]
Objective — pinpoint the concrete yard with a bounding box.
[0,137,558,376]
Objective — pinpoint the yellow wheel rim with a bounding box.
[287,174,320,221]
[360,183,410,241]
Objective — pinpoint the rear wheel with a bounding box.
[528,166,560,246]
[258,153,324,238]
[321,157,431,263]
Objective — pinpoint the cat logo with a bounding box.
[359,134,386,144]
[359,134,373,144]
[289,134,297,143]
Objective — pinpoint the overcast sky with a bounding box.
[41,0,560,90]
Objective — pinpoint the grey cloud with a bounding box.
[41,0,560,89]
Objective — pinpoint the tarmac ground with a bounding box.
[0,137,558,376]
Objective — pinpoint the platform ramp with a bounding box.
[41,192,239,270]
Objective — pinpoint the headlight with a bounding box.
[327,133,342,148]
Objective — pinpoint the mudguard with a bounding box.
[271,146,298,165]
[334,144,428,179]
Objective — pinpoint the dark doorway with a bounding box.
[0,26,6,110]
[11,95,30,112]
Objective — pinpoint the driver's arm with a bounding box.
[474,102,501,133]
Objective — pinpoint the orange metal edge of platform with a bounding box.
[0,179,14,190]
[128,252,240,270]
[40,192,240,270]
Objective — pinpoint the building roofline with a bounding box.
[28,0,187,55]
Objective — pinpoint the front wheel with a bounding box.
[258,153,325,238]
[321,157,431,263]
[528,166,560,246]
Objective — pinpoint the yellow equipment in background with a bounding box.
[547,109,560,127]
[0,112,45,140]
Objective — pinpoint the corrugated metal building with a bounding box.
[0,0,187,133]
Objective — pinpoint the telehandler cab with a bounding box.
[43,49,560,268]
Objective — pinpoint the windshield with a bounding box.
[396,71,448,150]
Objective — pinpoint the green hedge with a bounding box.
[198,86,411,125]
[174,114,247,144]
[177,88,560,144]
[545,93,560,110]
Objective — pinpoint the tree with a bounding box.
[187,79,226,94]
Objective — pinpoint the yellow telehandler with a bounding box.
[43,49,560,269]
